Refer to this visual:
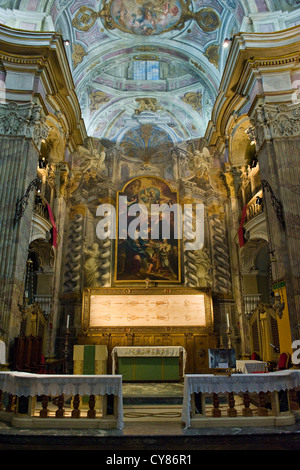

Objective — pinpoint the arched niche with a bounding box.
[229,118,257,167]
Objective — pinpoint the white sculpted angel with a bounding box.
[188,146,211,174]
[77,145,106,175]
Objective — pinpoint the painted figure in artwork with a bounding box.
[116,177,180,282]
[111,0,182,35]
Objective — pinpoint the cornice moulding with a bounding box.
[206,25,300,146]
[0,23,87,146]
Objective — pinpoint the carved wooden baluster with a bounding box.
[6,394,15,412]
[55,395,65,418]
[40,395,49,418]
[289,389,300,410]
[72,394,80,418]
[243,392,253,417]
[212,393,221,417]
[257,391,268,416]
[87,394,96,419]
[227,392,237,417]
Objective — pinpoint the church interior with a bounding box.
[0,0,300,451]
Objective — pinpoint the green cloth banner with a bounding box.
[83,345,95,375]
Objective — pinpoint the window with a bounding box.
[133,60,160,80]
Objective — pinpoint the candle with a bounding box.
[226,313,230,329]
[66,315,70,330]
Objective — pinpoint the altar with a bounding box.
[112,346,186,382]
[79,287,217,374]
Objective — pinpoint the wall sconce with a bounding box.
[14,177,41,225]
[64,39,70,46]
[223,38,233,48]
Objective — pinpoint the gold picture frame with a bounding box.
[114,176,181,284]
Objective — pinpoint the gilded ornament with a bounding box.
[72,1,220,36]
[204,44,220,69]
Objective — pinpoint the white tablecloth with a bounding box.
[0,372,124,429]
[112,346,186,375]
[0,341,6,364]
[182,370,300,428]
[236,360,268,374]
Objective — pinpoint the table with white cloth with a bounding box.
[0,371,124,429]
[182,370,300,428]
[112,346,186,381]
[236,360,268,374]
[0,341,6,365]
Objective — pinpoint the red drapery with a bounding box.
[46,203,57,248]
[238,205,248,248]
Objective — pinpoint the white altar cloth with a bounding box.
[112,346,186,375]
[236,360,268,374]
[0,341,6,365]
[182,370,300,428]
[0,371,124,429]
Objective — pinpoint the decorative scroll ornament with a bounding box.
[72,1,221,36]
[0,102,49,149]
[250,103,300,150]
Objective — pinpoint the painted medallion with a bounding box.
[110,0,182,35]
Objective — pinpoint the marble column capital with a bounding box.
[0,101,49,150]
[250,102,300,150]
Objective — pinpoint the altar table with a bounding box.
[236,360,268,374]
[112,346,186,381]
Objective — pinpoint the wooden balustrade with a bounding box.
[182,372,300,429]
[0,391,121,429]
[0,372,123,430]
[187,389,300,428]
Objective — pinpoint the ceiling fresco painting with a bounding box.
[1,0,300,151]
[49,0,238,144]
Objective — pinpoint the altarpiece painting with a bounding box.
[115,176,181,283]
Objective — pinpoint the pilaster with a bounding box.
[250,101,300,341]
[0,101,49,347]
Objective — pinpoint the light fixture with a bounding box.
[64,39,70,46]
[256,196,262,206]
[223,38,232,48]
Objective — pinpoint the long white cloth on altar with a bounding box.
[112,346,186,375]
[0,371,124,429]
[181,370,300,428]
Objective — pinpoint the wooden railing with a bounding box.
[182,371,300,429]
[0,372,123,430]
[1,371,300,431]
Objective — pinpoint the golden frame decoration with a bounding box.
[81,286,214,336]
[114,176,182,284]
[72,2,221,37]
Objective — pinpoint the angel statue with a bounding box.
[188,146,211,175]
[83,240,102,287]
[181,146,211,182]
[77,145,106,176]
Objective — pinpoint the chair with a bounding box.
[277,352,290,370]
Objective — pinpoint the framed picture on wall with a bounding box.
[115,176,181,283]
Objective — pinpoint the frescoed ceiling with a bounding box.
[1,0,300,148]
[51,0,242,144]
